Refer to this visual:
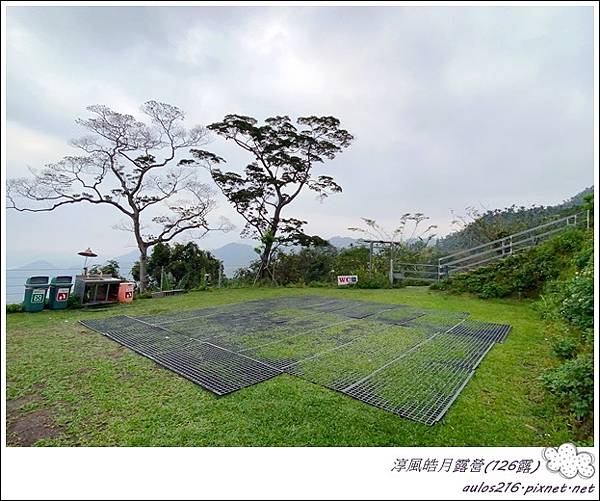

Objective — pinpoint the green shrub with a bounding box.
[559,263,593,331]
[436,228,589,298]
[67,295,82,309]
[540,352,593,421]
[307,281,331,288]
[355,276,390,289]
[6,303,22,314]
[530,227,594,440]
[551,337,578,360]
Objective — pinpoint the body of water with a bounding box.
[5,261,138,304]
[5,266,83,304]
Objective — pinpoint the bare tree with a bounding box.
[348,213,438,248]
[348,214,438,282]
[7,101,231,291]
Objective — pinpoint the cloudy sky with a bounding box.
[4,5,594,266]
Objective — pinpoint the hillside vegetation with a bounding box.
[435,187,593,254]
[435,222,594,442]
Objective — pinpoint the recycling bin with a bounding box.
[23,276,50,312]
[48,276,73,310]
[118,282,134,303]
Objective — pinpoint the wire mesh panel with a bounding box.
[246,318,391,370]
[165,310,356,353]
[340,321,510,425]
[286,323,439,390]
[81,316,194,355]
[450,320,512,343]
[80,316,281,395]
[344,360,472,425]
[79,297,512,424]
[328,301,403,319]
[401,309,469,333]
[371,307,426,325]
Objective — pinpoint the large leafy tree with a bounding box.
[189,114,353,281]
[7,101,230,291]
[133,241,221,290]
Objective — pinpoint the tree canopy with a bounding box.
[7,101,230,290]
[189,114,353,280]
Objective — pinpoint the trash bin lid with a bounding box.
[25,276,49,286]
[51,275,73,285]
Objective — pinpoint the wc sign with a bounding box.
[337,275,358,286]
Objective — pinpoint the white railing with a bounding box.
[394,210,590,283]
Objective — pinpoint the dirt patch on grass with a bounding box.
[7,406,64,446]
[6,394,41,414]
[106,347,125,359]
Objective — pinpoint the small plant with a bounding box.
[356,276,390,289]
[6,303,22,314]
[559,263,593,331]
[540,353,593,422]
[551,337,578,360]
[67,295,82,309]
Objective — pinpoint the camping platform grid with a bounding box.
[80,296,511,425]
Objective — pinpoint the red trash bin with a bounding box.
[118,282,134,303]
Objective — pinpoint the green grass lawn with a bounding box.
[6,286,574,446]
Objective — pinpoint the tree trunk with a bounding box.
[138,247,149,293]
[257,211,281,281]
[257,242,273,281]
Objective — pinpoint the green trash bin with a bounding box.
[23,276,50,312]
[48,276,73,310]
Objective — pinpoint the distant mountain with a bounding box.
[109,244,258,278]
[12,260,56,271]
[209,237,361,276]
[328,236,359,248]
[211,242,257,277]
[112,249,140,265]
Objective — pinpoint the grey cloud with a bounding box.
[5,5,594,264]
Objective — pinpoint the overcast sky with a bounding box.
[5,5,594,266]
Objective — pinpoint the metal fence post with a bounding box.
[369,242,373,279]
[587,209,590,230]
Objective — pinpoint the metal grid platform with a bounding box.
[81,316,281,395]
[79,296,511,424]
